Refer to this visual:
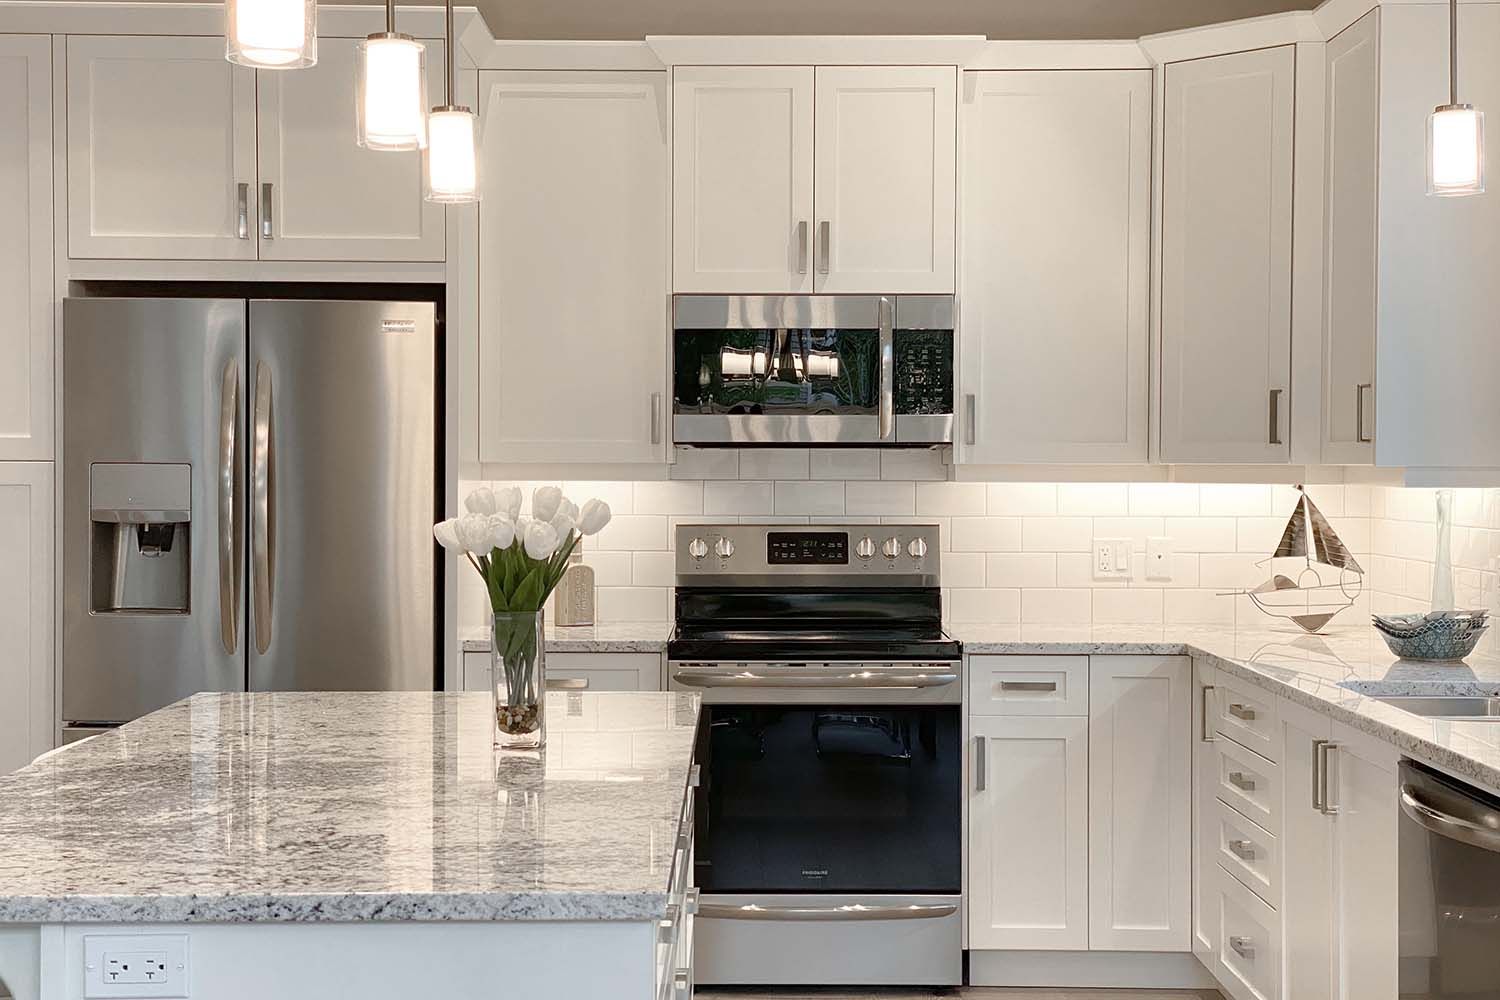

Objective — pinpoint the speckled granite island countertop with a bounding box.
[460,622,673,653]
[954,621,1500,795]
[0,691,700,925]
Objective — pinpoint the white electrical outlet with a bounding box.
[1093,538,1131,580]
[84,935,189,999]
[1146,536,1173,581]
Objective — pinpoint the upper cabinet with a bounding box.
[476,71,668,466]
[673,65,955,294]
[66,34,444,263]
[959,69,1151,464]
[1159,46,1296,464]
[0,34,53,461]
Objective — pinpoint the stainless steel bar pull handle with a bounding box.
[236,183,250,240]
[975,735,987,792]
[999,681,1057,693]
[877,297,895,441]
[1356,383,1372,443]
[698,901,957,922]
[546,678,589,690]
[260,182,274,239]
[1400,784,1500,855]
[1315,741,1340,815]
[796,220,809,275]
[1227,839,1257,861]
[1228,936,1256,961]
[817,220,831,275]
[650,392,663,445]
[1201,685,1216,743]
[218,362,239,654]
[965,394,976,446]
[1228,771,1257,792]
[1269,388,1283,445]
[1227,703,1257,721]
[252,362,274,655]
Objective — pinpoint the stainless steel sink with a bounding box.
[1372,696,1500,721]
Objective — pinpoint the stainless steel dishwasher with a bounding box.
[1399,760,1500,998]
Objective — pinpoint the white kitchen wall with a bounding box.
[456,449,1386,630]
[1367,487,1500,616]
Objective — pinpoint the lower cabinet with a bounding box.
[461,650,662,693]
[0,462,54,774]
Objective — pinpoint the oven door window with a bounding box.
[695,705,961,894]
[673,329,878,415]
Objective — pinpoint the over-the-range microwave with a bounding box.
[671,294,955,446]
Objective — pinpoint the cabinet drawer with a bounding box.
[1213,863,1281,1000]
[1214,797,1279,909]
[1215,736,1280,834]
[969,655,1088,716]
[1213,675,1279,761]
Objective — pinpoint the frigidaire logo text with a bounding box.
[801,869,829,878]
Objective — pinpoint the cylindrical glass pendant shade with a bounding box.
[356,34,428,151]
[225,0,316,69]
[1428,104,1486,196]
[424,107,480,203]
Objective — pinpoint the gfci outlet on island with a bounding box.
[84,934,189,999]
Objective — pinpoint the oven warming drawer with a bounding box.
[693,893,963,986]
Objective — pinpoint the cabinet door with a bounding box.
[1193,664,1220,963]
[0,36,53,461]
[256,37,446,262]
[0,463,53,773]
[1330,733,1398,1000]
[968,715,1088,951]
[1322,11,1380,464]
[1160,46,1295,463]
[478,72,668,464]
[960,70,1150,463]
[1283,712,1334,1000]
[813,66,956,293]
[672,66,813,293]
[66,35,257,260]
[1087,655,1191,951]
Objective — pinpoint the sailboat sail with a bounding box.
[1307,496,1363,574]
[1272,494,1309,559]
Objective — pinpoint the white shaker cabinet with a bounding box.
[959,69,1150,463]
[1192,663,1220,966]
[967,713,1090,951]
[1328,729,1398,1000]
[256,37,446,263]
[477,71,668,465]
[0,35,53,461]
[1159,46,1295,463]
[67,35,258,261]
[1281,707,1335,1000]
[1087,655,1191,951]
[812,66,955,293]
[672,66,814,294]
[0,463,54,774]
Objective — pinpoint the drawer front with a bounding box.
[1213,863,1281,1000]
[1215,736,1280,834]
[968,655,1088,716]
[1214,797,1279,909]
[1213,675,1279,761]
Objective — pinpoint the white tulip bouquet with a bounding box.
[434,485,611,747]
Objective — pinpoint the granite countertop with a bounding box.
[0,691,700,925]
[460,623,673,653]
[953,621,1500,794]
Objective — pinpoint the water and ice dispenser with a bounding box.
[88,463,192,614]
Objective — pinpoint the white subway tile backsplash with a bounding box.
[915,482,987,516]
[810,449,881,480]
[1129,483,1199,517]
[582,551,634,587]
[775,481,845,516]
[986,553,1058,589]
[1057,552,1123,589]
[1236,517,1290,554]
[1022,517,1092,553]
[950,517,1022,552]
[561,481,637,515]
[593,515,669,551]
[1021,589,1092,624]
[1056,483,1128,516]
[597,587,672,621]
[703,481,774,516]
[880,450,947,481]
[1166,517,1237,553]
[742,450,810,481]
[942,552,987,589]
[669,449,739,480]
[1165,589,1235,625]
[1198,553,1264,590]
[987,483,1057,516]
[632,481,704,516]
[949,588,1021,623]
[846,481,917,516]
[1093,516,1166,547]
[631,551,676,588]
[1199,484,1271,517]
[1093,588,1164,624]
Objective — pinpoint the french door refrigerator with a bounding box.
[62,297,438,735]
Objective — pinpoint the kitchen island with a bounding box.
[0,690,700,1000]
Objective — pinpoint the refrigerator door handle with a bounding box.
[252,361,274,655]
[218,361,239,655]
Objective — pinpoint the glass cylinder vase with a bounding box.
[491,609,546,750]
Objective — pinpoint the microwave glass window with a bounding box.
[673,329,878,414]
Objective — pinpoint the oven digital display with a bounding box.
[767,531,848,565]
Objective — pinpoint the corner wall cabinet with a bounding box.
[672,65,955,294]
[0,462,54,774]
[66,34,445,263]
[959,69,1151,464]
[1158,45,1296,464]
[476,71,668,466]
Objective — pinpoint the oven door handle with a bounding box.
[698,902,958,921]
[673,667,959,689]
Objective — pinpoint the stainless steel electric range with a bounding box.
[667,522,962,987]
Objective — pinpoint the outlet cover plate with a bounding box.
[1093,538,1131,580]
[84,934,189,999]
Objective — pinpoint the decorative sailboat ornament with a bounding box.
[1221,486,1364,633]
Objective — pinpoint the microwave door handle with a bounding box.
[878,296,894,440]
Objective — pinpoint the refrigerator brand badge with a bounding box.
[801,868,829,879]
[381,319,418,333]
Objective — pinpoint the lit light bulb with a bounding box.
[356,34,428,151]
[225,0,316,69]
[425,107,480,203]
[1428,104,1486,196]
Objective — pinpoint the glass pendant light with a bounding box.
[1428,0,1485,196]
[356,0,428,151]
[424,0,480,203]
[226,0,316,69]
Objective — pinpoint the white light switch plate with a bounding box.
[1093,538,1131,580]
[84,934,189,999]
[1146,536,1173,581]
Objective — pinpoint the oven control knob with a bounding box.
[714,537,735,559]
[688,537,709,560]
[855,536,877,560]
[907,538,929,559]
[882,537,902,559]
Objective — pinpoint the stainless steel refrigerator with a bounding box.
[62,297,438,736]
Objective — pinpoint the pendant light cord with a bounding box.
[385,0,395,34]
[444,0,455,105]
[1450,0,1459,107]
